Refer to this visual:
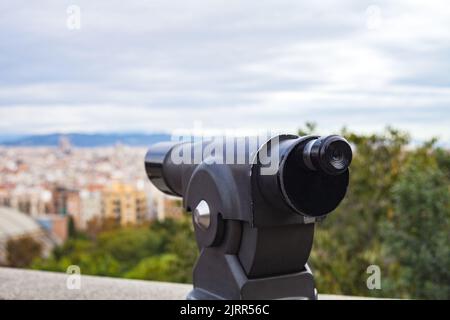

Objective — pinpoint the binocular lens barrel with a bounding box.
[144,141,182,196]
[145,134,352,218]
[302,135,352,175]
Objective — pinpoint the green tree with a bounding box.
[125,254,181,281]
[382,147,450,299]
[7,236,42,268]
[298,121,317,136]
[96,226,163,273]
[162,216,198,283]
[310,128,410,296]
[68,215,77,239]
[32,215,198,283]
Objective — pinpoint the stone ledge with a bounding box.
[0,267,374,300]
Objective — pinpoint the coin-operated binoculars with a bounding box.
[145,134,352,300]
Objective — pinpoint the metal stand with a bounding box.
[187,253,317,300]
[187,218,317,300]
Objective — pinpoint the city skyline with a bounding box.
[0,141,183,230]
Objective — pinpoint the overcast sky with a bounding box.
[0,1,449,141]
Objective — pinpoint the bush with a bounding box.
[32,215,197,283]
[7,236,42,268]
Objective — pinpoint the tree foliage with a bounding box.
[32,215,197,283]
[382,146,450,299]
[301,124,450,299]
[7,236,42,268]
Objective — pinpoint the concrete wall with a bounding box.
[0,267,375,300]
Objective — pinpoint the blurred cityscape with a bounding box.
[0,136,183,265]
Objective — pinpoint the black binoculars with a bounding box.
[145,134,352,300]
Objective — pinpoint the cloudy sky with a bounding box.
[0,0,449,141]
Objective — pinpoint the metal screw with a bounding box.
[194,200,210,229]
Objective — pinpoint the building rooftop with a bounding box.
[0,207,42,240]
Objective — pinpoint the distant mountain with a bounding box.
[0,135,25,143]
[0,133,172,147]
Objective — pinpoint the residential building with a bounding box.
[102,182,148,226]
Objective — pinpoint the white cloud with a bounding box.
[0,0,449,142]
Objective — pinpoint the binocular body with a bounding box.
[145,134,351,299]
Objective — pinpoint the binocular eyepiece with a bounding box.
[144,133,352,300]
[301,135,352,175]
